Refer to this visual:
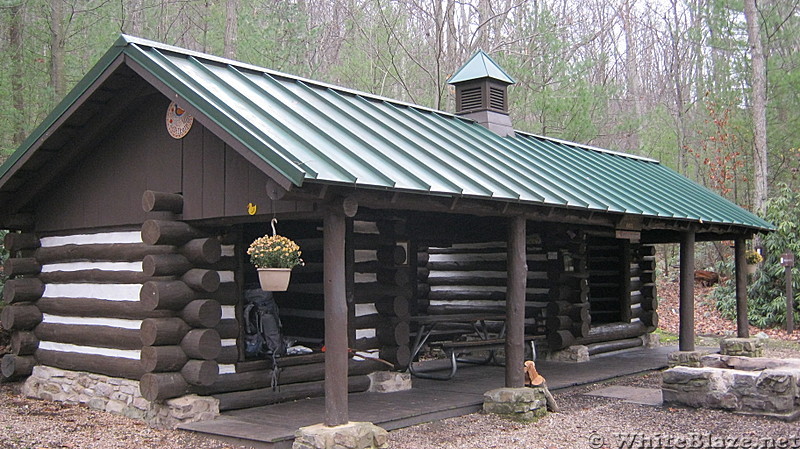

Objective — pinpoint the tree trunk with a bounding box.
[744,0,768,214]
[224,0,239,59]
[49,0,67,101]
[9,1,25,146]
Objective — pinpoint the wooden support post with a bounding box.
[619,240,632,322]
[505,216,527,388]
[679,231,696,351]
[734,238,749,338]
[324,207,348,427]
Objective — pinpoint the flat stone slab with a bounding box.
[585,386,662,406]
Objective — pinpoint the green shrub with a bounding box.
[714,184,800,328]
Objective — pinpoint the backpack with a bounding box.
[243,289,287,359]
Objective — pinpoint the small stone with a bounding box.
[88,398,107,410]
[105,400,126,414]
[756,332,770,339]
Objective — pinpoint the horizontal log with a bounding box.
[3,278,45,304]
[35,243,174,264]
[180,300,222,328]
[140,280,195,310]
[142,190,184,214]
[216,346,239,364]
[575,321,648,346]
[377,245,407,265]
[197,359,385,395]
[35,349,144,380]
[37,297,174,320]
[425,303,547,316]
[417,267,430,281]
[11,331,39,356]
[376,268,411,286]
[586,337,643,356]
[211,282,238,306]
[428,289,548,302]
[1,303,42,331]
[35,323,141,350]
[181,329,221,360]
[546,301,590,321]
[143,254,192,277]
[0,214,34,231]
[3,257,41,276]
[351,313,385,329]
[140,318,191,346]
[376,321,410,346]
[140,372,191,401]
[215,319,239,339]
[547,329,575,350]
[1,354,36,380]
[141,219,206,246]
[215,375,371,411]
[351,337,380,351]
[641,283,657,299]
[633,309,659,328]
[4,233,40,253]
[428,259,507,272]
[140,345,188,373]
[546,315,590,338]
[180,238,222,265]
[181,269,220,293]
[235,353,327,373]
[379,345,411,368]
[181,360,218,387]
[374,295,410,318]
[417,251,430,265]
[353,283,410,300]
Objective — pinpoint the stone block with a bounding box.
[545,345,589,362]
[105,400,127,414]
[640,332,660,349]
[367,371,412,393]
[293,422,388,449]
[720,337,764,357]
[667,350,708,368]
[482,387,547,422]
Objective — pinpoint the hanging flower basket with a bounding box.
[257,268,293,291]
[247,219,303,292]
[746,263,758,275]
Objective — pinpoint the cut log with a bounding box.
[215,375,371,411]
[3,278,45,304]
[181,360,219,387]
[35,243,174,264]
[140,372,192,401]
[215,319,239,339]
[546,315,590,338]
[140,346,188,373]
[586,337,643,356]
[376,268,411,286]
[34,323,141,350]
[417,251,430,265]
[1,304,42,331]
[4,233,40,253]
[379,345,411,368]
[10,331,39,355]
[1,354,36,380]
[37,297,174,321]
[635,310,659,328]
[142,254,192,277]
[140,318,191,346]
[180,300,222,328]
[575,321,648,346]
[546,301,590,321]
[374,295,410,318]
[417,267,430,281]
[180,238,222,265]
[547,329,575,350]
[3,257,41,276]
[140,280,196,310]
[142,190,184,214]
[181,269,220,293]
[216,346,238,364]
[141,219,206,246]
[211,282,238,306]
[376,321,410,346]
[35,349,144,380]
[181,329,222,360]
[376,245,406,265]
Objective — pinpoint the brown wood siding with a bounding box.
[35,93,310,232]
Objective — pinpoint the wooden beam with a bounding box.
[679,231,696,351]
[323,207,348,426]
[505,216,526,388]
[734,237,749,338]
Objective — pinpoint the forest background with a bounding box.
[0,0,798,275]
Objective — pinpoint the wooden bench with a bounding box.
[410,335,542,380]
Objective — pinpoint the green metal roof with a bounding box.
[0,35,773,232]
[448,50,516,85]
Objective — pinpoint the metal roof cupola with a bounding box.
[448,50,516,137]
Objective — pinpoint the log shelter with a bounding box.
[0,36,772,432]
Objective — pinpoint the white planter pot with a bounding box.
[257,268,292,291]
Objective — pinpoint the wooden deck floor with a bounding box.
[179,346,676,448]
